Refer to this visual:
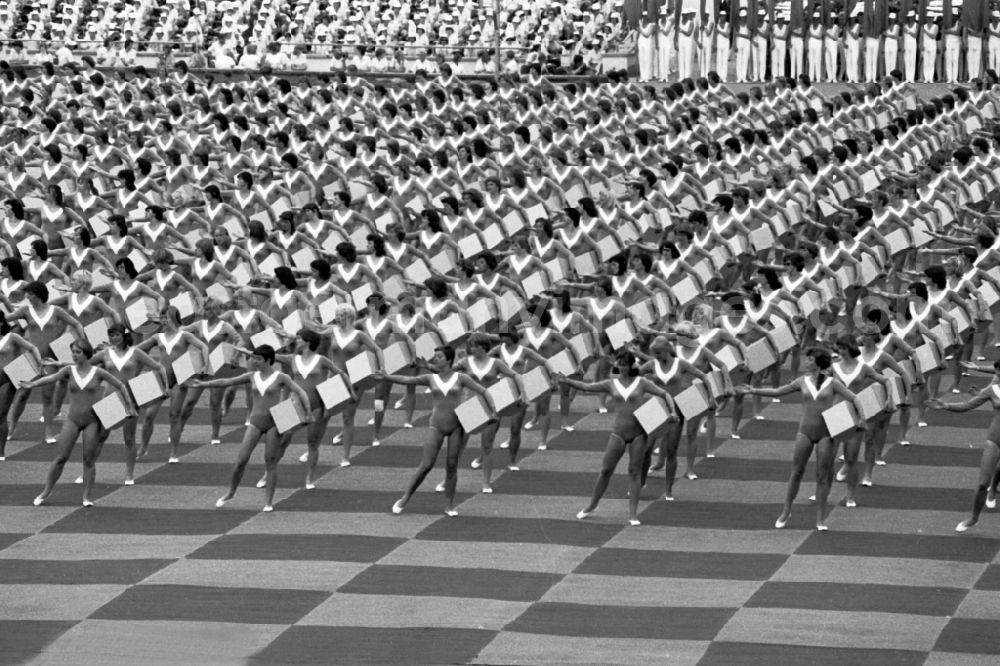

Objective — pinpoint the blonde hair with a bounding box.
[689,304,714,332]
[203,297,223,315]
[70,269,92,290]
[234,288,254,306]
[674,322,698,339]
[334,303,357,325]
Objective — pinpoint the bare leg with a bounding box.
[244,385,253,423]
[814,436,836,530]
[507,404,526,469]
[535,394,552,450]
[862,417,889,485]
[915,379,930,425]
[263,426,290,511]
[443,428,467,514]
[626,435,648,524]
[304,408,331,488]
[113,415,137,484]
[217,425,264,506]
[169,386,198,461]
[8,386,30,438]
[34,421,82,504]
[578,433,628,517]
[595,357,611,412]
[41,384,58,442]
[403,384,416,426]
[704,411,718,456]
[952,342,968,392]
[641,435,655,486]
[897,402,912,444]
[974,320,990,360]
[957,441,1000,531]
[221,385,238,418]
[138,396,166,457]
[208,387,225,442]
[479,420,499,491]
[558,382,574,429]
[340,402,358,465]
[80,423,105,505]
[988,459,1000,506]
[660,421,683,498]
[393,426,446,512]
[840,431,862,506]
[731,394,746,436]
[683,415,701,479]
[0,383,16,458]
[776,433,815,528]
[649,433,666,471]
[371,381,391,444]
[51,377,68,422]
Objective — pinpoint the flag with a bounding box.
[843,0,859,24]
[644,0,660,21]
[897,0,915,21]
[917,0,931,21]
[960,0,989,31]
[748,0,759,29]
[863,0,888,37]
[789,0,804,29]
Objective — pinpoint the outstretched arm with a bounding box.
[189,372,253,389]
[378,372,431,387]
[556,374,609,395]
[738,377,801,398]
[20,367,70,390]
[927,389,992,413]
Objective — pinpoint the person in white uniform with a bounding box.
[700,15,715,77]
[734,8,751,82]
[990,12,1000,75]
[883,12,900,78]
[903,11,920,81]
[864,18,881,81]
[771,13,788,79]
[845,14,862,82]
[824,15,840,82]
[715,11,730,80]
[945,14,963,82]
[789,14,805,77]
[922,15,939,82]
[753,10,769,81]
[807,13,824,81]
[968,20,985,81]
[637,14,656,82]
[658,10,674,81]
[678,11,695,80]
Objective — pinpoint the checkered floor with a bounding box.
[2,381,1000,665]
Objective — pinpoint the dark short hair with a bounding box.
[253,345,276,364]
